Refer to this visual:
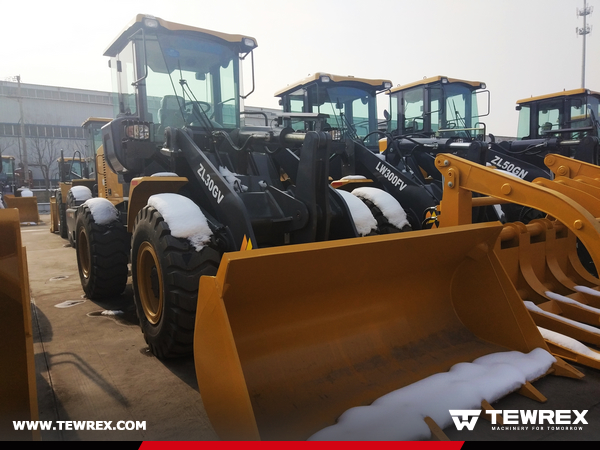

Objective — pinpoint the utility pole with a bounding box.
[577,0,593,88]
[9,75,30,187]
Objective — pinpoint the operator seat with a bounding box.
[157,95,185,137]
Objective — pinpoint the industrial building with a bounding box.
[0,80,280,189]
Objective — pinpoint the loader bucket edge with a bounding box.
[0,209,40,440]
[4,196,40,223]
[194,222,551,441]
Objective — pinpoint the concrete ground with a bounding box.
[18,215,600,441]
[24,215,218,441]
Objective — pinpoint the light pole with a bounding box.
[7,75,30,187]
[577,0,594,88]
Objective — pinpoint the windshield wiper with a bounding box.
[449,99,471,139]
[178,78,215,133]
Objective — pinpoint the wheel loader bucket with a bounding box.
[194,222,557,441]
[3,195,40,224]
[0,209,39,440]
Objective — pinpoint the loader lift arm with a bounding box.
[435,153,600,274]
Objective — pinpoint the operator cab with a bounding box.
[516,88,600,141]
[0,155,16,195]
[102,14,257,178]
[57,156,90,182]
[388,76,489,141]
[275,73,392,150]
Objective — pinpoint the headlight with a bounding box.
[124,121,151,140]
[243,37,257,49]
[143,17,159,28]
[329,129,341,140]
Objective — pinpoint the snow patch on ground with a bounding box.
[351,187,410,230]
[148,193,212,252]
[538,326,600,361]
[309,349,555,441]
[84,197,118,225]
[71,185,92,201]
[335,189,377,236]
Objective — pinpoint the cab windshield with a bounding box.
[518,94,600,140]
[287,85,380,147]
[391,82,482,139]
[145,35,240,132]
[568,95,599,139]
[84,122,106,175]
[1,158,14,177]
[109,33,241,141]
[0,157,15,189]
[442,84,479,137]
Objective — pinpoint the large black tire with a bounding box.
[56,189,68,239]
[75,204,130,300]
[360,198,411,234]
[131,205,221,359]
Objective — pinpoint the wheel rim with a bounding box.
[137,241,163,325]
[77,226,91,279]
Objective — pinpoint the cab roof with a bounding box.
[275,72,392,97]
[389,76,485,94]
[516,88,600,105]
[104,14,257,57]
[81,117,112,128]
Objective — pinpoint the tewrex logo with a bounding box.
[450,410,481,431]
[450,409,588,431]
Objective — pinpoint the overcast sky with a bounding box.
[2,0,597,136]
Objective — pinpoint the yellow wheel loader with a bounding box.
[77,14,583,441]
[0,153,39,223]
[50,117,125,245]
[387,81,600,372]
[51,152,93,240]
[274,72,438,232]
[383,78,600,224]
[514,88,600,163]
[0,154,16,205]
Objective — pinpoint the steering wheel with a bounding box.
[185,100,212,119]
